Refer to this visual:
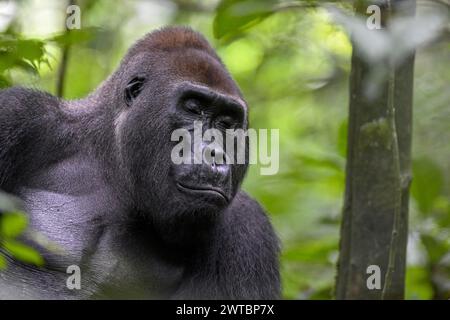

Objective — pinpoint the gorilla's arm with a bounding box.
[175,192,281,299]
[0,88,62,191]
[0,88,25,189]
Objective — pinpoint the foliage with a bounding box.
[0,0,449,299]
[0,32,48,87]
[0,192,44,268]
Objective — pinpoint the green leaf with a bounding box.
[405,266,433,299]
[411,157,444,214]
[3,240,44,267]
[0,35,47,74]
[0,191,23,213]
[14,59,39,75]
[0,212,28,238]
[0,254,6,269]
[0,74,11,88]
[16,39,45,63]
[213,0,278,40]
[421,234,448,265]
[50,27,98,47]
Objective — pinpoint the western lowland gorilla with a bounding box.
[0,27,280,299]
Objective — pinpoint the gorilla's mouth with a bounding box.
[176,182,229,203]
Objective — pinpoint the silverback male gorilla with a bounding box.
[0,27,280,299]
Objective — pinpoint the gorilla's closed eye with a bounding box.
[216,117,235,130]
[125,76,146,106]
[183,99,203,115]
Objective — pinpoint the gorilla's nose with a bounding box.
[205,145,228,170]
[202,145,230,185]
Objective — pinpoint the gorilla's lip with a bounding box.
[176,182,229,203]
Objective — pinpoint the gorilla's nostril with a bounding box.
[211,149,217,167]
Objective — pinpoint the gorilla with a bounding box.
[0,27,280,299]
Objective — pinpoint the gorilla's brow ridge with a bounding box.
[175,81,247,113]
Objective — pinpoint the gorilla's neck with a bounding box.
[152,212,219,250]
[63,90,134,207]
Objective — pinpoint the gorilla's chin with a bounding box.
[151,195,224,248]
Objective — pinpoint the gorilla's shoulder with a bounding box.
[0,87,60,113]
[0,87,64,135]
[0,87,64,160]
[0,86,55,98]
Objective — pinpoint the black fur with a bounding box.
[0,27,280,299]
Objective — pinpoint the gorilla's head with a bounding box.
[103,27,249,235]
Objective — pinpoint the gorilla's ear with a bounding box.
[125,76,146,106]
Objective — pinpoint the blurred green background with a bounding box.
[0,0,448,299]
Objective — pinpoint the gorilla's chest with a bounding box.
[17,156,114,259]
[11,156,183,298]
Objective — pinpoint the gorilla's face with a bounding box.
[115,50,248,222]
[168,82,248,208]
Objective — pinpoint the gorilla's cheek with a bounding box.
[114,111,170,192]
[114,111,128,155]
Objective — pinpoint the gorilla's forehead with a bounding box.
[158,48,243,100]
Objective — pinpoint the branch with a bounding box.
[56,0,76,98]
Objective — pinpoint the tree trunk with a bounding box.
[336,0,416,299]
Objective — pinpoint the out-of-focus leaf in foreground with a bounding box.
[50,27,99,47]
[0,192,44,268]
[3,239,44,267]
[0,35,48,73]
[0,212,27,238]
